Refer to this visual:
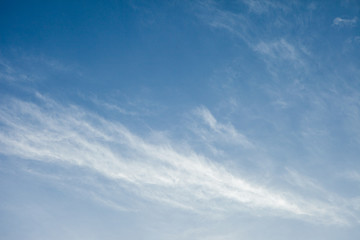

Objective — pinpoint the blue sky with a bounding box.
[1,0,360,239]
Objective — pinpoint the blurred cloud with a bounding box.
[333,17,358,27]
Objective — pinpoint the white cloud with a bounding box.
[333,17,358,27]
[342,171,360,182]
[194,106,254,149]
[0,93,357,225]
[254,39,307,67]
[90,96,137,116]
[243,0,288,14]
[193,1,309,72]
[0,53,81,83]
[284,168,322,191]
[0,57,30,82]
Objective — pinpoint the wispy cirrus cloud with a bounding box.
[333,17,358,27]
[0,57,30,82]
[254,39,304,63]
[0,53,81,83]
[342,171,360,182]
[0,92,358,225]
[193,0,309,72]
[242,0,288,14]
[193,106,254,149]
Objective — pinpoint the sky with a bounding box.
[1,0,360,239]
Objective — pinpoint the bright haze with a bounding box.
[1,0,360,239]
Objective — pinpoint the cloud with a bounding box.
[333,17,358,27]
[193,1,309,72]
[193,106,255,149]
[0,92,358,225]
[242,0,288,14]
[0,57,30,82]
[342,171,360,182]
[284,168,322,191]
[0,53,81,83]
[194,0,251,43]
[90,96,137,116]
[255,39,297,61]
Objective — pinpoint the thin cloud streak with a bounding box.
[0,93,357,225]
[333,17,358,27]
[193,0,308,71]
[193,106,255,149]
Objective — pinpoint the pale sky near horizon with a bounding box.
[1,0,360,239]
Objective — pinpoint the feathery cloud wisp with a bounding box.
[333,17,358,27]
[193,106,255,149]
[0,93,357,225]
